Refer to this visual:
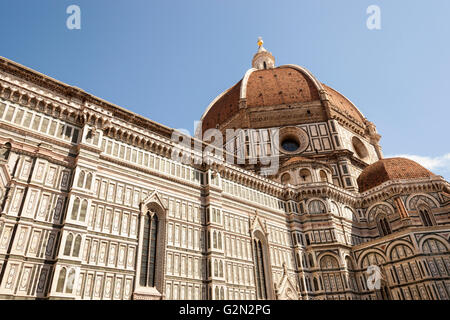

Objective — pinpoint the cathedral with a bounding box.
[0,39,449,300]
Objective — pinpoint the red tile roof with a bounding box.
[246,68,319,107]
[323,84,365,125]
[202,65,366,132]
[357,157,435,192]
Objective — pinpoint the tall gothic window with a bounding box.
[56,268,66,293]
[140,211,159,287]
[418,205,434,227]
[376,216,392,237]
[253,232,269,300]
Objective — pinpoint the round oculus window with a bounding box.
[278,126,309,154]
[281,138,300,152]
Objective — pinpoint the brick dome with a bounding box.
[201,64,366,132]
[323,84,365,125]
[357,158,436,192]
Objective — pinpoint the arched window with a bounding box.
[219,261,224,277]
[319,170,328,183]
[418,205,434,227]
[56,267,66,293]
[218,232,222,249]
[140,211,159,287]
[211,209,215,223]
[85,173,93,189]
[71,198,80,220]
[64,234,73,256]
[308,253,314,268]
[281,172,291,184]
[207,231,211,249]
[253,232,269,300]
[305,234,310,246]
[65,269,75,293]
[208,260,212,277]
[213,231,218,249]
[79,200,88,221]
[313,278,319,291]
[376,216,392,237]
[296,252,301,267]
[73,235,82,257]
[308,200,326,214]
[330,201,340,216]
[214,260,218,277]
[220,287,224,300]
[299,169,312,183]
[77,171,85,188]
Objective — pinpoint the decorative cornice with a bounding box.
[0,56,173,138]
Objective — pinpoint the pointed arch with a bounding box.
[77,170,85,188]
[63,234,73,256]
[218,232,222,249]
[79,199,88,221]
[219,260,224,277]
[314,277,322,292]
[71,198,80,220]
[73,235,82,257]
[85,173,93,189]
[140,212,159,287]
[252,229,272,300]
[65,269,76,293]
[135,197,167,298]
[417,203,435,227]
[319,170,329,183]
[214,259,219,277]
[406,193,439,210]
[213,231,218,249]
[56,267,66,293]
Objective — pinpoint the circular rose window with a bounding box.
[352,136,369,159]
[278,127,309,154]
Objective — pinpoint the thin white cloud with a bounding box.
[384,153,450,180]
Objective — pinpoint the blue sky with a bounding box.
[1,0,449,179]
